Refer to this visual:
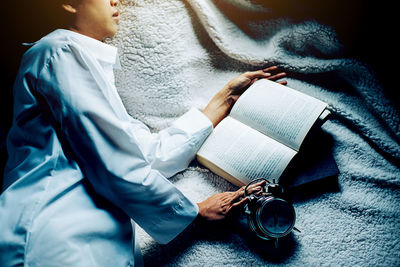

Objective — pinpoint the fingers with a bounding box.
[265,66,287,84]
[246,180,266,195]
[267,71,287,86]
[278,80,287,85]
[232,196,249,208]
[245,66,287,85]
[244,70,271,80]
[267,72,286,81]
[249,78,259,86]
[197,181,268,221]
[247,180,266,189]
[263,65,280,72]
[263,66,284,76]
[223,187,247,211]
[231,186,245,202]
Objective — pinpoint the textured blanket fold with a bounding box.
[111,0,400,265]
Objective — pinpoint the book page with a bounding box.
[197,117,297,185]
[230,79,327,151]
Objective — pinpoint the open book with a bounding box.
[197,79,330,187]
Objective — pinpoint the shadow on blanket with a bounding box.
[143,215,300,266]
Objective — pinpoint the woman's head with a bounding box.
[62,0,120,40]
[13,0,119,42]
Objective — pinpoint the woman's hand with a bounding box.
[197,180,266,221]
[202,66,287,127]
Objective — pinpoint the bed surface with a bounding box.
[108,1,400,266]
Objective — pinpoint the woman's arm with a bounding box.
[198,66,287,220]
[202,66,287,127]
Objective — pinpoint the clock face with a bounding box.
[256,198,295,237]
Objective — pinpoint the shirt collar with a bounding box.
[55,29,121,69]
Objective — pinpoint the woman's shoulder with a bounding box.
[24,30,70,60]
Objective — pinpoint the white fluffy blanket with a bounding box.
[110,0,400,266]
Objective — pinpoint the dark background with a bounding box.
[0,1,395,189]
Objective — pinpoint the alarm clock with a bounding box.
[244,178,299,246]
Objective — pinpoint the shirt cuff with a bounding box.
[171,108,213,150]
[172,108,213,136]
[154,193,199,244]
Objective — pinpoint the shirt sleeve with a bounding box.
[36,43,213,244]
[128,108,213,178]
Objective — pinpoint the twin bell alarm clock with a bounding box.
[243,178,300,247]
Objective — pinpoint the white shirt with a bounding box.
[0,29,213,266]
